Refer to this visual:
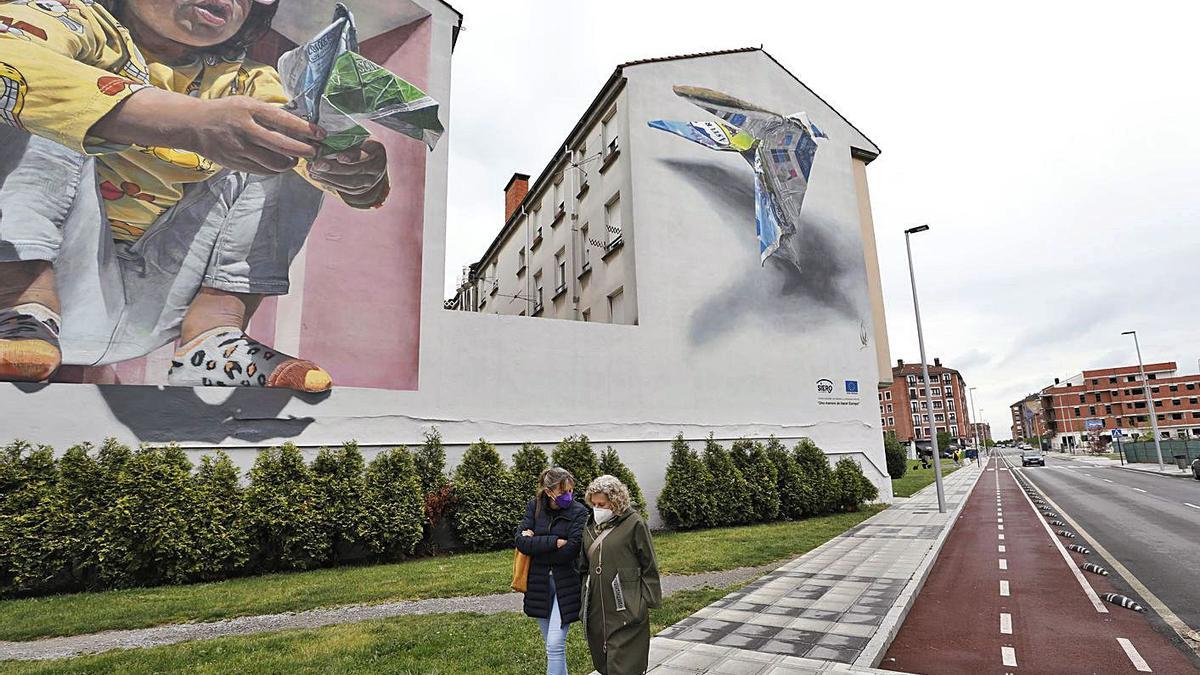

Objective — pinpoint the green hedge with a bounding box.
[884,432,907,480]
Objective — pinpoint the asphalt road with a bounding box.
[882,455,1198,674]
[1017,450,1200,630]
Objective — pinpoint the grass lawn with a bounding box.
[0,584,737,674]
[891,462,961,498]
[0,508,884,642]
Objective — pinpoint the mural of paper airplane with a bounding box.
[649,85,827,272]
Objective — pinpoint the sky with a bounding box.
[441,0,1200,438]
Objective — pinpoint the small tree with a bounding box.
[362,447,424,559]
[245,444,331,572]
[453,439,526,551]
[0,441,64,596]
[657,435,714,530]
[699,436,751,526]
[936,431,953,452]
[312,442,368,563]
[833,458,878,511]
[551,435,600,500]
[598,447,647,517]
[793,439,836,516]
[96,445,197,588]
[730,439,780,523]
[50,443,107,591]
[764,436,806,520]
[413,428,448,496]
[188,452,251,581]
[512,443,549,500]
[884,432,907,480]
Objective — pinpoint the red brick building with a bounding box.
[1037,362,1200,450]
[1009,393,1047,444]
[879,358,972,448]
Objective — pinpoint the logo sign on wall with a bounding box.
[816,378,861,407]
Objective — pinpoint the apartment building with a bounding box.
[879,358,972,448]
[970,422,993,444]
[1037,362,1200,450]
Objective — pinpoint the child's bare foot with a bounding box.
[167,327,332,393]
[0,303,62,382]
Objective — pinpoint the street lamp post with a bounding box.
[1122,330,1165,472]
[969,387,980,464]
[904,225,945,513]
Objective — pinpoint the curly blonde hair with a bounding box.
[585,474,631,515]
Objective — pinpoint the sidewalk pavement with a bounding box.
[643,463,983,675]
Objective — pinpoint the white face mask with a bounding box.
[593,507,614,525]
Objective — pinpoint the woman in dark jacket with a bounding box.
[516,467,589,675]
[582,474,661,675]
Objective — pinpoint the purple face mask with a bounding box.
[553,492,574,509]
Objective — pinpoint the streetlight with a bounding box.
[1122,330,1165,472]
[905,224,945,513]
[969,386,980,465]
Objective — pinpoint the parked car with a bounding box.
[1192,456,1200,481]
[1021,450,1045,467]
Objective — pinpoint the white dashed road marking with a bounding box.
[999,580,1010,596]
[1103,478,1114,483]
[1117,637,1152,672]
[998,545,1006,553]
[1001,646,1018,667]
[1186,503,1200,510]
[998,524,1004,531]
[999,559,1008,570]
[1000,612,1012,635]
[998,533,1005,540]
[1132,487,1147,493]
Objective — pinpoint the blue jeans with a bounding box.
[536,572,569,675]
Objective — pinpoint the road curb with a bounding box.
[856,464,985,669]
[1112,465,1195,480]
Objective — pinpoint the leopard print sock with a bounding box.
[0,303,62,382]
[168,327,333,393]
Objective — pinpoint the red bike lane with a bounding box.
[881,456,1198,674]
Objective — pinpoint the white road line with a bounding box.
[1000,468,1009,471]
[999,558,1008,570]
[999,545,1006,553]
[1000,580,1010,596]
[1000,612,1012,635]
[1132,487,1147,493]
[1003,458,1109,614]
[1186,503,1200,510]
[998,524,1004,530]
[1103,478,1114,483]
[998,533,1005,540]
[1083,473,1092,477]
[1117,637,1152,672]
[998,518,1004,524]
[1001,646,1018,667]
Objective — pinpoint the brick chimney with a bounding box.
[897,359,905,368]
[933,357,942,368]
[504,173,530,223]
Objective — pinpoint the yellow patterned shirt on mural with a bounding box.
[0,0,309,242]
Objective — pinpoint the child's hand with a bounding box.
[308,140,389,197]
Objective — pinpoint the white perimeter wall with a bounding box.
[0,50,891,526]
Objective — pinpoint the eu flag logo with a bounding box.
[845,380,859,394]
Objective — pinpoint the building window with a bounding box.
[552,176,564,221]
[916,427,924,439]
[888,417,895,426]
[908,375,917,385]
[950,427,958,438]
[517,247,526,273]
[947,399,955,411]
[1109,377,1117,384]
[533,270,543,313]
[604,194,622,247]
[1105,405,1112,414]
[933,400,943,410]
[942,373,951,382]
[885,391,892,400]
[1079,394,1086,404]
[1088,406,1096,416]
[580,224,591,269]
[602,107,618,154]
[1170,385,1179,392]
[608,287,625,323]
[931,387,941,396]
[582,308,591,322]
[886,404,893,414]
[908,388,917,399]
[935,413,945,422]
[1172,413,1184,420]
[554,249,566,293]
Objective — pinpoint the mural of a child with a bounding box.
[0,0,394,392]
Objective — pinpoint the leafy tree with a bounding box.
[764,436,806,520]
[245,444,331,572]
[511,443,549,499]
[598,446,647,517]
[362,447,424,558]
[657,435,714,530]
[728,439,779,523]
[453,439,526,551]
[936,431,953,452]
[884,432,907,480]
[188,452,252,581]
[551,435,600,500]
[833,458,878,511]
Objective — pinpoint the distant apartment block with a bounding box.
[879,358,972,447]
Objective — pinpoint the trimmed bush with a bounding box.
[413,428,448,496]
[312,442,368,562]
[245,444,331,572]
[361,447,424,558]
[884,432,907,480]
[793,439,836,516]
[702,436,752,526]
[452,439,526,551]
[95,445,197,588]
[657,435,714,531]
[0,441,63,596]
[512,443,549,499]
[731,439,780,523]
[763,436,807,520]
[49,443,107,591]
[833,458,878,512]
[188,452,251,581]
[551,435,599,500]
[598,446,647,517]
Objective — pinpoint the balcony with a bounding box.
[600,137,620,173]
[531,227,543,250]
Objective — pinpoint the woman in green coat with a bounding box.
[581,475,662,675]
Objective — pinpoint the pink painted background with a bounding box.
[56,18,431,391]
